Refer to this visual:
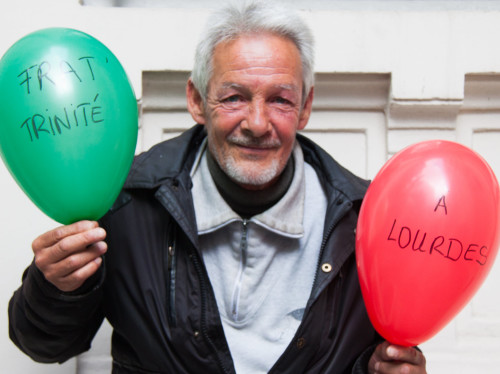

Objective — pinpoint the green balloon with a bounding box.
[0,28,138,224]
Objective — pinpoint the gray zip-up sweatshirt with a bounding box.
[192,142,328,373]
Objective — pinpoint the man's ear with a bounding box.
[298,87,314,130]
[186,78,206,124]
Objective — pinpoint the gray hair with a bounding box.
[190,1,315,105]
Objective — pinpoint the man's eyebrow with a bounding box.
[220,82,246,91]
[214,83,251,98]
[272,83,301,93]
[219,82,300,93]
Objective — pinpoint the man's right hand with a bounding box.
[32,220,107,292]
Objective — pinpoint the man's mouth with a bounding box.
[228,135,281,150]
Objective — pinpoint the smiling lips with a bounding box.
[227,134,281,151]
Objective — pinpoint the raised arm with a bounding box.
[9,221,107,363]
[32,220,107,292]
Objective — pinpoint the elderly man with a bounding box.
[9,2,426,373]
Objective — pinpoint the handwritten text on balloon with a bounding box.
[16,56,106,142]
[386,195,490,266]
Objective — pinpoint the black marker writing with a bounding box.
[434,195,448,214]
[18,55,99,94]
[387,218,489,266]
[20,94,104,142]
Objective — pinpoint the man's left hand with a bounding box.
[368,341,427,374]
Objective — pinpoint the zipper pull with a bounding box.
[168,244,174,270]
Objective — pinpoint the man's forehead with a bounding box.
[213,32,300,58]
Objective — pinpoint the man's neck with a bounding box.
[206,151,294,218]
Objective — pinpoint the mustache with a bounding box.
[227,134,281,148]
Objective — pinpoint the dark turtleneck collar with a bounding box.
[206,150,295,218]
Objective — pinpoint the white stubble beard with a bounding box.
[208,133,284,188]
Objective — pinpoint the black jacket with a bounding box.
[9,125,381,373]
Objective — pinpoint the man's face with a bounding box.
[196,33,313,190]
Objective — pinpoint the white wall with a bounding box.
[2,1,500,373]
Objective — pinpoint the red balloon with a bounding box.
[356,140,500,346]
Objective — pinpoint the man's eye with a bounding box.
[223,95,242,103]
[272,96,292,105]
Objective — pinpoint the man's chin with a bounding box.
[224,165,280,190]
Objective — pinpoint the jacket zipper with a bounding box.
[189,247,232,374]
[231,218,248,321]
[166,225,177,326]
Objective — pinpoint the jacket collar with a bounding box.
[297,132,368,204]
[124,125,207,189]
[192,141,306,238]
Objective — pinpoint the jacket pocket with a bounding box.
[328,267,344,340]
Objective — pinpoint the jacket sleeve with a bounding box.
[8,260,105,363]
[351,343,377,374]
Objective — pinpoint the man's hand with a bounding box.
[32,220,107,292]
[368,341,427,374]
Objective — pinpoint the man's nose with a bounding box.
[242,100,270,137]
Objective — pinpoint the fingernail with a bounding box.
[97,241,107,253]
[93,227,106,238]
[94,257,102,266]
[387,346,398,358]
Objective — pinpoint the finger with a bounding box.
[369,341,390,373]
[369,343,426,374]
[385,345,425,367]
[373,360,416,374]
[371,341,391,362]
[35,226,107,267]
[32,220,100,251]
[42,241,107,280]
[54,252,105,292]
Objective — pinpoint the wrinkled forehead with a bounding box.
[210,33,304,84]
